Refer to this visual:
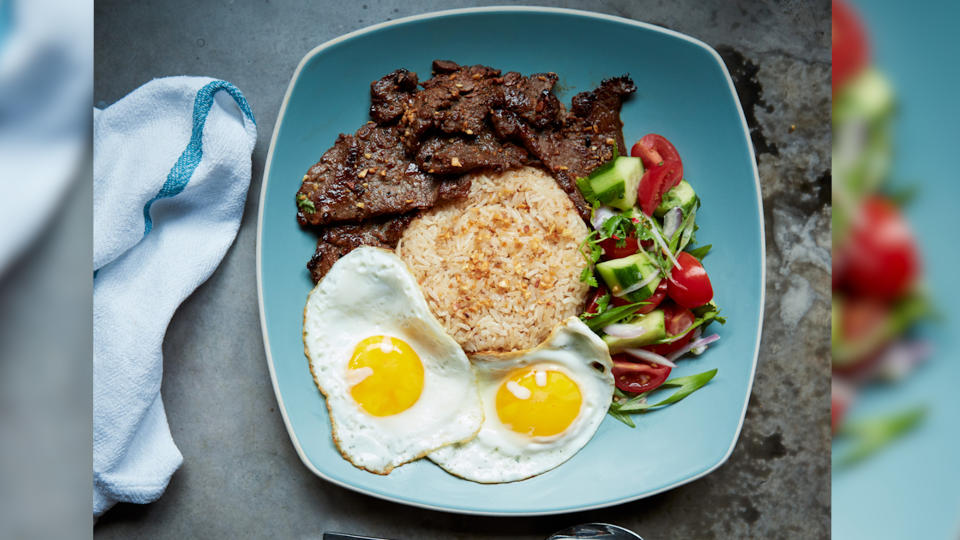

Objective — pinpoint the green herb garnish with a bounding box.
[296,193,316,214]
[686,244,712,261]
[578,230,603,286]
[583,301,646,331]
[600,213,638,247]
[580,292,610,320]
[612,369,718,415]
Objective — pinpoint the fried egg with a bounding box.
[428,317,614,483]
[302,247,483,474]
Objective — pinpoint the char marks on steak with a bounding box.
[306,213,417,284]
[295,123,471,226]
[416,130,530,175]
[369,69,418,124]
[297,61,635,281]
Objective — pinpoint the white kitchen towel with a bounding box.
[93,77,256,516]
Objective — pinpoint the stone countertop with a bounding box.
[94,1,830,538]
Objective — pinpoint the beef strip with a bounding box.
[397,61,504,154]
[295,123,470,226]
[395,61,563,153]
[490,75,636,218]
[307,212,417,283]
[415,129,529,175]
[369,69,418,125]
[500,70,563,129]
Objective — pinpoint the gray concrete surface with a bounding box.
[94,1,831,538]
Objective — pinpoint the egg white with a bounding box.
[428,317,614,483]
[303,247,484,474]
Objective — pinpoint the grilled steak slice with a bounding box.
[296,123,471,226]
[416,129,530,175]
[395,61,562,154]
[307,212,417,283]
[397,61,503,153]
[490,76,636,218]
[370,69,418,125]
[500,70,563,129]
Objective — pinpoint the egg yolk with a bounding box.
[495,367,582,437]
[347,335,424,416]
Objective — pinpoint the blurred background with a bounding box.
[0,0,93,536]
[832,0,960,538]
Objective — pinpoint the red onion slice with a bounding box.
[667,333,721,362]
[591,206,617,231]
[662,207,683,239]
[624,348,677,368]
[640,213,681,269]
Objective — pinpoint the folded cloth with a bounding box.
[0,0,90,275]
[93,77,256,516]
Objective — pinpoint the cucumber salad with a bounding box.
[576,133,724,426]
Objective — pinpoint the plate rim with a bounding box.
[256,5,766,516]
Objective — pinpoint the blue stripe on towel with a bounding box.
[142,80,255,235]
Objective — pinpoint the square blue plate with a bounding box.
[257,7,764,515]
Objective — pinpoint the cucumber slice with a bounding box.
[596,251,662,301]
[578,156,644,210]
[603,310,667,352]
[654,180,697,217]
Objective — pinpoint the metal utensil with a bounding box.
[547,522,644,540]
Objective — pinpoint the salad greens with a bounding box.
[608,369,719,426]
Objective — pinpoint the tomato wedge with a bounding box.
[611,355,671,394]
[832,0,869,94]
[667,252,714,308]
[636,280,668,314]
[637,158,682,216]
[633,134,684,215]
[631,134,683,171]
[599,236,640,260]
[839,197,920,300]
[646,303,696,357]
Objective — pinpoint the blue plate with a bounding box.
[832,2,960,538]
[257,7,764,515]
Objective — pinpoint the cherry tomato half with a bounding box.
[667,252,714,308]
[631,134,683,171]
[632,134,684,216]
[840,197,920,300]
[636,280,668,314]
[832,0,869,94]
[611,355,671,394]
[646,303,696,357]
[599,236,640,260]
[637,158,682,216]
